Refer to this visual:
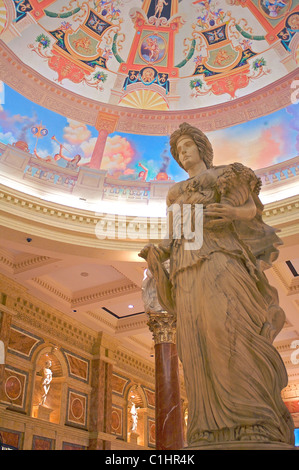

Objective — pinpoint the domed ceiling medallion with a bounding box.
[0,0,297,112]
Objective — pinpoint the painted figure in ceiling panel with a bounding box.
[0,0,297,110]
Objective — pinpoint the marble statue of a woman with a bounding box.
[130,402,138,433]
[139,122,294,449]
[39,360,53,406]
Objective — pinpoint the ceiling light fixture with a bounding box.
[128,304,134,308]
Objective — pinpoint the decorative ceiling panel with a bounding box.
[0,0,298,112]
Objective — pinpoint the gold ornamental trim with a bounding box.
[147,311,176,345]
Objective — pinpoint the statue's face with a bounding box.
[177,135,201,171]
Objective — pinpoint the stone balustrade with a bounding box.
[103,179,151,203]
[0,143,298,209]
[256,155,299,185]
[24,156,79,191]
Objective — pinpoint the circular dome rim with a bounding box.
[0,40,297,135]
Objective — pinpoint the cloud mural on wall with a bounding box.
[101,135,137,178]
[286,104,299,156]
[0,84,298,182]
[208,105,299,171]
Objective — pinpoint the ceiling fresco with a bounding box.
[0,0,298,112]
[0,83,298,181]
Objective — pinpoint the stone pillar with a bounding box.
[0,295,17,402]
[72,167,107,201]
[88,333,119,450]
[88,111,119,169]
[148,312,184,450]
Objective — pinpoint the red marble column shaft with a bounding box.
[155,342,184,450]
[88,112,119,170]
[0,302,12,402]
[88,359,113,450]
[89,129,109,170]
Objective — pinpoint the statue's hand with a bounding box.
[138,244,153,260]
[204,203,236,228]
[139,243,170,262]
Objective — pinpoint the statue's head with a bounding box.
[169,122,213,171]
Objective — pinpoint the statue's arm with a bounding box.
[204,165,259,228]
[204,194,256,227]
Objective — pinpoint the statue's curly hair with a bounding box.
[169,122,214,171]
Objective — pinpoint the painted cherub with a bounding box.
[144,37,160,62]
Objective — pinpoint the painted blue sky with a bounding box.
[0,83,298,181]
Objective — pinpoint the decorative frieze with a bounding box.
[6,293,98,355]
[0,42,297,133]
[114,349,155,384]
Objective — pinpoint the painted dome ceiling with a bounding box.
[0,0,298,113]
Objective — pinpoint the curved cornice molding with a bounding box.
[0,183,160,257]
[0,183,298,255]
[0,40,298,135]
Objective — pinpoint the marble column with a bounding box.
[88,333,119,450]
[88,111,119,169]
[148,312,184,450]
[0,296,16,402]
[89,358,113,449]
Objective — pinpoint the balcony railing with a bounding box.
[0,143,298,208]
[256,155,299,185]
[103,179,150,202]
[24,156,78,192]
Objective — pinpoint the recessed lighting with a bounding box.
[128,304,134,309]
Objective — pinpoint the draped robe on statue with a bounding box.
[141,163,294,447]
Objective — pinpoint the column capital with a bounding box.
[95,111,119,133]
[147,311,176,345]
